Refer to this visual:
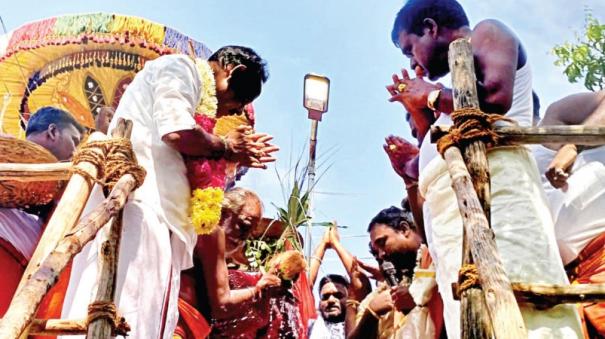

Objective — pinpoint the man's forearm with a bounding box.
[434,88,454,114]
[404,184,426,243]
[347,310,379,339]
[163,125,225,157]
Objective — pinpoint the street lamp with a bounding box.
[303,73,330,267]
[304,74,330,120]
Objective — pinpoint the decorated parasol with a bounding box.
[0,13,212,136]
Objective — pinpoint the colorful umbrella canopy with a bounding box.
[0,13,212,136]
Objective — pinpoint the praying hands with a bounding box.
[224,125,279,169]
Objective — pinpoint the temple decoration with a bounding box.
[0,13,211,136]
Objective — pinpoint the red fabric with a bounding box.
[175,298,212,339]
[293,272,315,338]
[211,270,269,338]
[567,232,605,339]
[31,263,72,339]
[0,238,72,339]
[0,238,27,316]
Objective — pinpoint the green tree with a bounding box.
[553,12,605,91]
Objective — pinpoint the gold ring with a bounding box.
[397,83,407,92]
[389,144,397,151]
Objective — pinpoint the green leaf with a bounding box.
[553,11,605,90]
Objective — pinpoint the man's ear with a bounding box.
[47,123,59,141]
[423,18,439,38]
[225,64,248,81]
[399,221,412,237]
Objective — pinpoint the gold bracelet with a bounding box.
[405,182,418,190]
[366,306,380,320]
[311,256,323,264]
[345,299,360,310]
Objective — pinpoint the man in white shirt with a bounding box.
[532,91,605,338]
[62,46,277,339]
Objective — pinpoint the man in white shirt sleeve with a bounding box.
[62,46,277,339]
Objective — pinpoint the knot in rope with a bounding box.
[436,108,513,156]
[87,301,131,336]
[458,264,481,294]
[103,138,146,191]
[70,138,146,190]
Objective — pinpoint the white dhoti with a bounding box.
[61,189,186,339]
[419,146,583,339]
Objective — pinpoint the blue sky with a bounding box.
[2,0,604,289]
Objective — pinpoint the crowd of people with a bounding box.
[0,0,604,338]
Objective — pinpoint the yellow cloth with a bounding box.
[356,283,405,339]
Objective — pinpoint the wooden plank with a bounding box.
[512,282,605,306]
[447,38,526,338]
[0,162,72,182]
[431,125,605,145]
[29,319,87,336]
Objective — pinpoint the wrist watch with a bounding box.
[427,89,441,111]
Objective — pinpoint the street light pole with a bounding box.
[302,74,330,271]
[305,117,319,264]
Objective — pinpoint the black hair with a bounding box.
[318,274,349,294]
[208,45,269,105]
[367,206,416,233]
[25,106,85,137]
[391,0,469,47]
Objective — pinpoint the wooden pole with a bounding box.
[0,174,137,339]
[448,38,494,339]
[16,132,107,295]
[87,119,132,338]
[0,162,72,181]
[431,125,605,146]
[443,148,526,338]
[447,38,526,338]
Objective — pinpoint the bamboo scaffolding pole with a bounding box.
[0,174,137,339]
[0,162,72,181]
[16,132,106,296]
[29,319,88,336]
[87,119,133,338]
[447,38,526,338]
[431,125,605,145]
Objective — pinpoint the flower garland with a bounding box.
[186,59,223,235]
[194,59,218,119]
[186,59,255,235]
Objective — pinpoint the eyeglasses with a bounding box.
[320,291,344,301]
